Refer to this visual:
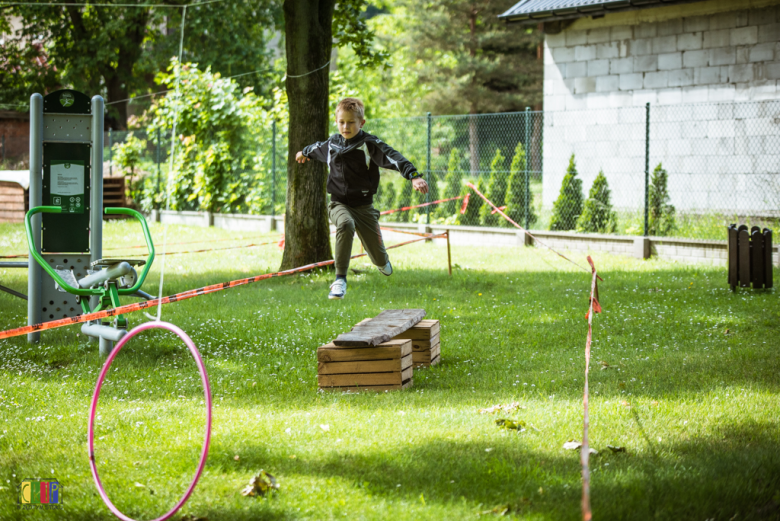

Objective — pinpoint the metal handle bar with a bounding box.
[104,208,155,295]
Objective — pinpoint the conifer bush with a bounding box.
[648,162,676,236]
[458,178,485,226]
[505,142,538,228]
[549,154,583,231]
[437,147,462,218]
[480,148,507,226]
[576,170,617,233]
[397,180,413,223]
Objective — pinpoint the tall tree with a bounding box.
[280,0,387,269]
[403,0,543,175]
[280,0,336,270]
[4,1,280,128]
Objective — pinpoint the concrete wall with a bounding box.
[541,0,780,216]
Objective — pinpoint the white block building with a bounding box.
[500,0,780,217]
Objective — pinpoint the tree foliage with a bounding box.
[549,154,583,231]
[648,162,676,236]
[401,0,543,115]
[3,0,280,127]
[505,142,537,228]
[145,59,278,214]
[576,170,617,234]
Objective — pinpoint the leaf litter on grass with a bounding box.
[241,470,280,497]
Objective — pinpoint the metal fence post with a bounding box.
[644,102,650,237]
[271,119,276,217]
[524,107,531,230]
[426,112,432,225]
[156,128,161,210]
[108,128,113,177]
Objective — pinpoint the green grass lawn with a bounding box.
[1,220,779,520]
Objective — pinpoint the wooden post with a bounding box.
[727,224,737,291]
[751,227,764,289]
[738,227,751,288]
[764,229,773,289]
[446,230,452,276]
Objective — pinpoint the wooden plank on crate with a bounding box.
[430,355,441,366]
[408,333,439,351]
[738,229,751,288]
[333,309,426,347]
[764,229,773,289]
[319,378,413,392]
[317,339,412,362]
[318,354,412,375]
[393,319,440,340]
[318,366,413,387]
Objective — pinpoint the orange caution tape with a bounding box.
[0,234,445,341]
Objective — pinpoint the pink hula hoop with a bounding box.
[88,321,212,521]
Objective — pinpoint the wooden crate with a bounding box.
[0,181,27,223]
[317,338,413,392]
[393,320,441,368]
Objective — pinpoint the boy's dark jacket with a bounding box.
[302,130,420,206]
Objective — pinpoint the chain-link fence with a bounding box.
[3,99,778,240]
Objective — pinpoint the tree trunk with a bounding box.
[280,0,335,270]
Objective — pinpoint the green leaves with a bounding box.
[495,418,526,431]
[241,470,280,497]
[333,0,391,69]
[145,59,284,214]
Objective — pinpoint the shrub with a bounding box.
[397,180,413,223]
[577,170,617,233]
[381,179,397,220]
[437,147,462,218]
[505,142,537,228]
[458,177,485,226]
[480,148,508,226]
[648,162,676,236]
[112,133,147,177]
[549,154,583,231]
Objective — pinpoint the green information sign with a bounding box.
[50,160,85,214]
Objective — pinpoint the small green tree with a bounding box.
[480,148,508,226]
[437,147,462,218]
[397,180,413,223]
[648,162,676,236]
[381,179,398,221]
[577,170,617,233]
[505,142,538,228]
[458,178,485,226]
[112,133,147,177]
[549,154,583,231]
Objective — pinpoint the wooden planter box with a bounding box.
[728,224,773,290]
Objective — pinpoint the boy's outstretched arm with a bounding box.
[367,137,429,194]
[296,139,330,163]
[366,137,419,180]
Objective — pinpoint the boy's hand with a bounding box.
[412,178,429,194]
[295,151,310,163]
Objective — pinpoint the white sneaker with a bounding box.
[329,279,347,299]
[378,260,393,276]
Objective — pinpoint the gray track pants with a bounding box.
[328,201,389,276]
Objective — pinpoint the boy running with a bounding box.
[295,97,429,300]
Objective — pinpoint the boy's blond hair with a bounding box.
[336,98,365,120]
